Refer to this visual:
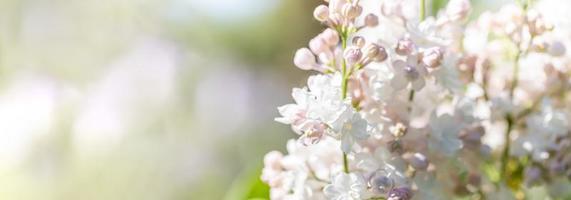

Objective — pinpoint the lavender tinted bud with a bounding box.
[293,48,318,70]
[395,38,415,56]
[352,36,366,48]
[404,65,420,80]
[342,4,362,19]
[313,5,330,22]
[322,28,340,46]
[369,172,394,194]
[405,153,429,170]
[387,187,413,200]
[548,41,566,57]
[422,47,444,68]
[364,43,388,62]
[344,47,362,65]
[365,13,379,27]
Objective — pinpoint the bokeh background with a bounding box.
[0,0,508,199]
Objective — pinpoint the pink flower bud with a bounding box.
[328,0,345,14]
[263,151,283,169]
[395,38,416,56]
[364,13,379,27]
[321,28,339,46]
[309,37,329,54]
[342,4,362,19]
[421,47,444,68]
[293,48,318,70]
[344,47,362,66]
[352,36,366,48]
[313,5,329,22]
[364,43,388,62]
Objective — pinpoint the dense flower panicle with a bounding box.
[264,0,571,199]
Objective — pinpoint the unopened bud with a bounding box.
[422,47,444,68]
[293,48,318,70]
[369,172,394,194]
[322,28,340,46]
[365,13,379,27]
[263,151,283,169]
[527,10,551,36]
[364,43,388,62]
[548,41,566,57]
[309,37,328,54]
[342,4,362,19]
[328,0,345,15]
[395,38,416,55]
[404,65,420,80]
[387,187,413,200]
[405,153,429,170]
[313,5,329,22]
[352,36,366,48]
[344,47,363,65]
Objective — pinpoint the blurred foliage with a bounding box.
[168,0,321,68]
[225,167,270,200]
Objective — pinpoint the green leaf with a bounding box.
[224,167,269,200]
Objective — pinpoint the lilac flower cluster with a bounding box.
[262,0,571,199]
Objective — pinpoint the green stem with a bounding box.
[420,0,426,21]
[509,51,521,100]
[497,0,535,190]
[340,31,350,173]
[341,33,348,99]
[500,114,514,178]
[407,90,415,113]
[408,90,415,101]
[482,67,490,101]
[343,153,349,173]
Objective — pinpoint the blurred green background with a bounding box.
[0,0,506,199]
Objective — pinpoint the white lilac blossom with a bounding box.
[390,52,428,91]
[323,172,368,200]
[339,113,369,153]
[428,113,463,156]
[263,0,571,199]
